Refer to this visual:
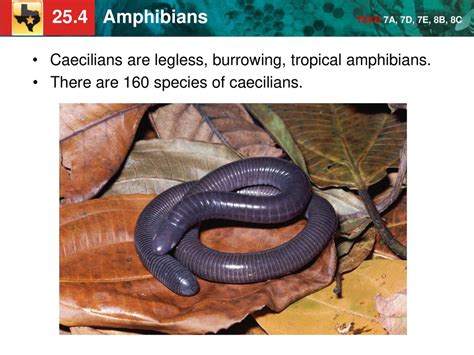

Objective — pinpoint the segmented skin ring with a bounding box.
[134,158,338,296]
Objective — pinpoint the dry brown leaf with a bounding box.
[149,104,283,158]
[60,104,150,204]
[69,327,141,335]
[375,289,407,334]
[254,260,407,334]
[338,233,375,274]
[60,195,336,334]
[372,193,407,259]
[217,315,268,334]
[103,139,239,196]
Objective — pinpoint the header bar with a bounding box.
[1,0,473,36]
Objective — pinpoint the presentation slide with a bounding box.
[1,0,472,352]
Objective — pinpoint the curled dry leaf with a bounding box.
[314,187,372,240]
[317,185,405,260]
[388,103,407,113]
[316,188,366,217]
[372,193,407,259]
[69,327,141,335]
[337,239,355,258]
[254,260,407,334]
[60,104,150,204]
[60,195,336,334]
[263,104,406,189]
[218,315,267,335]
[149,104,283,158]
[375,289,407,335]
[337,233,375,274]
[103,139,239,196]
[339,217,372,240]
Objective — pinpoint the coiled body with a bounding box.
[135,158,338,296]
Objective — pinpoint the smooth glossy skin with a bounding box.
[134,158,338,296]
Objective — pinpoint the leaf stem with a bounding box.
[333,272,343,298]
[194,104,244,159]
[343,140,407,221]
[358,187,407,259]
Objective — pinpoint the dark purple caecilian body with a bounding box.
[135,158,338,296]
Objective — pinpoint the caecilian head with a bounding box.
[151,220,186,255]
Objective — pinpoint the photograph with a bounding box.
[59,103,407,334]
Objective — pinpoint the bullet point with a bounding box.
[33,80,38,84]
[33,57,37,62]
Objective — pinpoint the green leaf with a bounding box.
[264,104,406,189]
[103,139,240,196]
[246,104,308,173]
